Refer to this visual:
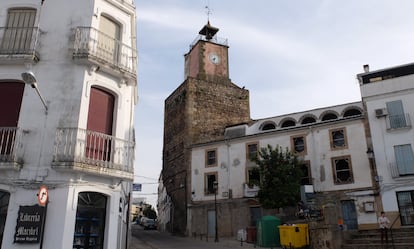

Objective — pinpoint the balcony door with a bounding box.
[0,82,24,156]
[86,87,114,162]
[1,8,36,54]
[98,15,120,64]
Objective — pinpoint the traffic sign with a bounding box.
[37,185,48,206]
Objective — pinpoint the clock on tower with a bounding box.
[184,21,229,82]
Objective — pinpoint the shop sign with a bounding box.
[14,205,45,243]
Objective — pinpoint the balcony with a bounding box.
[244,183,259,198]
[52,128,134,180]
[72,27,137,79]
[0,27,40,63]
[0,127,24,169]
[386,113,411,130]
[390,161,414,179]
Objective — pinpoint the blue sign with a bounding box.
[132,183,142,192]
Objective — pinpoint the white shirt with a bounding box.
[378,215,390,229]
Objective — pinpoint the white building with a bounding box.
[0,0,137,248]
[358,63,414,227]
[188,101,379,236]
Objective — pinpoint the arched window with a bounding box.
[301,116,316,125]
[73,192,107,249]
[280,119,296,128]
[343,108,362,117]
[321,113,338,121]
[261,122,276,131]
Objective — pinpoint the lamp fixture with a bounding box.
[21,71,48,112]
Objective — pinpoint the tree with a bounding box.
[143,205,157,220]
[253,144,303,209]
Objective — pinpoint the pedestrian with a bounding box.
[378,211,390,244]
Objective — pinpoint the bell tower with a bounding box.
[184,22,230,83]
[162,21,251,235]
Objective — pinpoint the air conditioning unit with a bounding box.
[375,108,388,117]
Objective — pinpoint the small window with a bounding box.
[291,135,306,155]
[281,119,296,128]
[205,172,218,195]
[300,161,312,185]
[301,117,316,124]
[330,128,347,150]
[322,113,338,121]
[386,100,408,129]
[247,167,260,186]
[343,109,362,117]
[246,142,258,161]
[332,156,353,184]
[394,144,414,175]
[261,122,276,131]
[205,149,217,167]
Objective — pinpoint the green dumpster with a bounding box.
[256,216,281,247]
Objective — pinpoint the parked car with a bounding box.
[143,219,157,230]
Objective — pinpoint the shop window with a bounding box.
[73,192,107,249]
[0,191,10,247]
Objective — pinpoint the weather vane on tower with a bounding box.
[205,0,212,22]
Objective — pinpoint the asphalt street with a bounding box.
[129,224,276,249]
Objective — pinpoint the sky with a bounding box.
[134,0,414,208]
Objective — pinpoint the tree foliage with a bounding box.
[253,145,303,209]
[143,205,157,219]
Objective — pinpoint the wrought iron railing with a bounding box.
[0,27,40,60]
[73,26,137,76]
[386,113,411,130]
[53,128,134,174]
[0,127,23,165]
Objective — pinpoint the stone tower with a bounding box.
[162,22,251,235]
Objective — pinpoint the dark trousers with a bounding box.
[380,227,388,243]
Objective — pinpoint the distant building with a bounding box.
[160,22,414,239]
[0,0,137,248]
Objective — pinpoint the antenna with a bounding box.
[205,0,212,22]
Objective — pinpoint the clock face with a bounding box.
[209,53,220,65]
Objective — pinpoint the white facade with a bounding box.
[0,0,137,248]
[358,63,414,225]
[190,102,378,231]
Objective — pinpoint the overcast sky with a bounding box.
[134,0,414,207]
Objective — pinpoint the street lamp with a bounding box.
[213,181,218,242]
[21,71,48,112]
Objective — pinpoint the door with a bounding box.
[341,200,358,230]
[86,87,114,161]
[0,82,24,156]
[73,192,107,249]
[396,191,414,225]
[98,15,120,63]
[207,210,216,237]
